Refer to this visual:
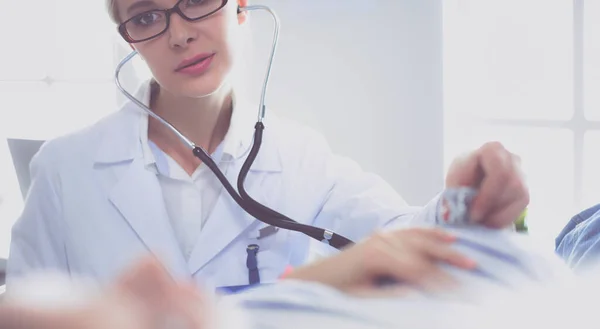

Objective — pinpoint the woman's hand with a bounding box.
[0,258,208,329]
[285,227,475,295]
[80,258,207,329]
[445,142,529,228]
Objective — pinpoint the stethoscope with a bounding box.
[115,5,355,252]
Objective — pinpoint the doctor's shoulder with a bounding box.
[263,114,374,181]
[30,106,140,178]
[261,114,337,165]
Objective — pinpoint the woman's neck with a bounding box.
[147,82,233,174]
[150,83,233,151]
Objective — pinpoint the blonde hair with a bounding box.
[105,0,120,24]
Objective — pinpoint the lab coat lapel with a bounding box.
[94,98,189,279]
[107,158,189,279]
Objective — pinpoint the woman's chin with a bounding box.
[167,78,229,99]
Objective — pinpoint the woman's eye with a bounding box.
[132,12,162,26]
[187,0,206,6]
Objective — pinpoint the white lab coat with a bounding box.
[6,86,438,290]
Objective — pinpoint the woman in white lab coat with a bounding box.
[6,0,528,292]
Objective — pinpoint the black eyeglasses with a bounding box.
[118,0,228,43]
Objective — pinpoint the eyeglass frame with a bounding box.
[118,0,229,44]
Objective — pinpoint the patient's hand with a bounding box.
[285,227,476,296]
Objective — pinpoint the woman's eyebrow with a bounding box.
[126,0,158,16]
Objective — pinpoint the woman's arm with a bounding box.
[0,305,85,329]
[6,143,69,287]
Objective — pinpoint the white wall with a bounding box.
[242,0,444,205]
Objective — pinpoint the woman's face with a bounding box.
[116,0,247,98]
